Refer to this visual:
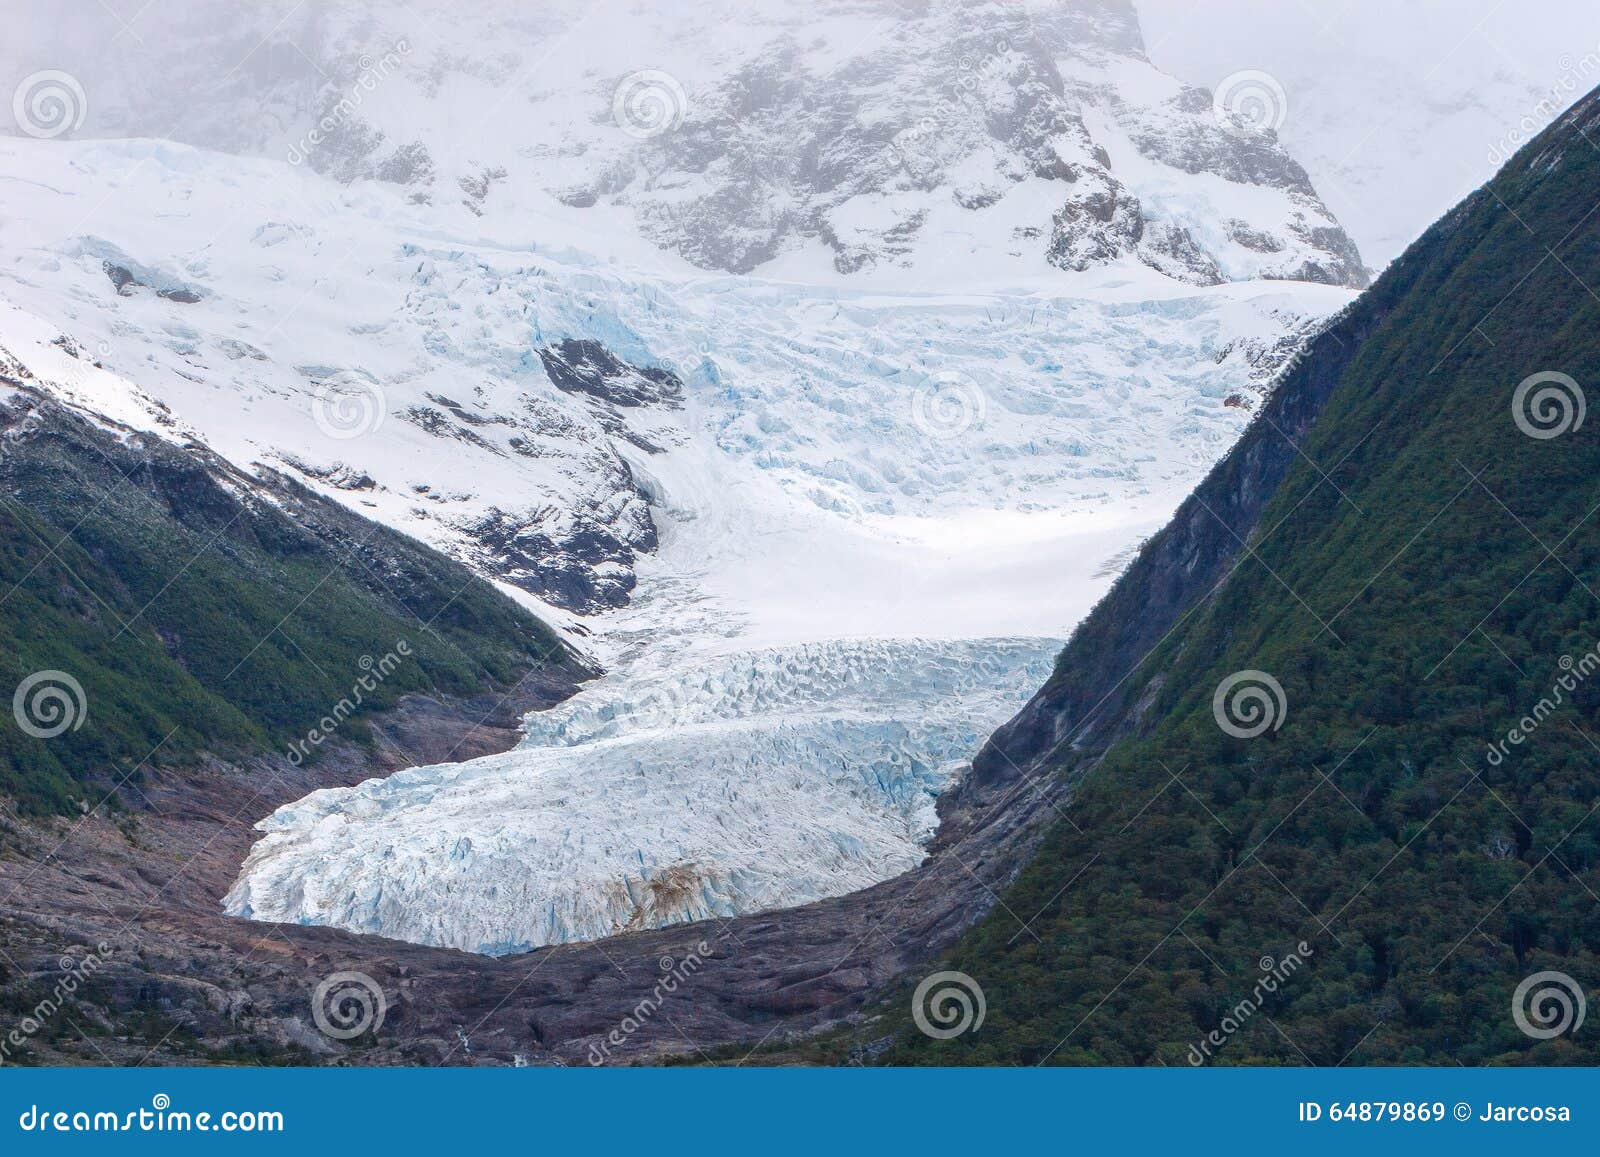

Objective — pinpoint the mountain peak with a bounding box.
[3,0,1364,287]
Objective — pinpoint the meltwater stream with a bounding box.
[224,636,1058,955]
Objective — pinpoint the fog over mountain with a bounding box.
[1137,0,1600,266]
[14,1,1589,268]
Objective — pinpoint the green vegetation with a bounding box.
[879,98,1600,1064]
[0,391,575,815]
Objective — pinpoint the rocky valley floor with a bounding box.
[0,662,1076,1065]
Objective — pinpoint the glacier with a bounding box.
[0,0,1372,957]
[0,137,1352,954]
[224,637,1059,954]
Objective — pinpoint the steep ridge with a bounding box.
[856,86,1600,1065]
[0,300,584,815]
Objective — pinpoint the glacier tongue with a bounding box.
[224,636,1058,955]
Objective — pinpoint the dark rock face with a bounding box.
[276,455,377,491]
[295,57,437,197]
[448,338,667,613]
[103,261,139,295]
[537,340,683,409]
[101,258,208,303]
[466,507,646,613]
[280,344,663,617]
[455,342,677,611]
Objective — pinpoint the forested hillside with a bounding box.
[0,381,581,816]
[877,88,1600,1065]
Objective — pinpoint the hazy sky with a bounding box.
[6,1,1598,270]
[1136,0,1600,265]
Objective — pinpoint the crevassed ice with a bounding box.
[224,637,1058,955]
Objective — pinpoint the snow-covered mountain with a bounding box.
[0,0,1366,951]
[1137,0,1600,268]
[5,0,1363,287]
[0,133,1344,616]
